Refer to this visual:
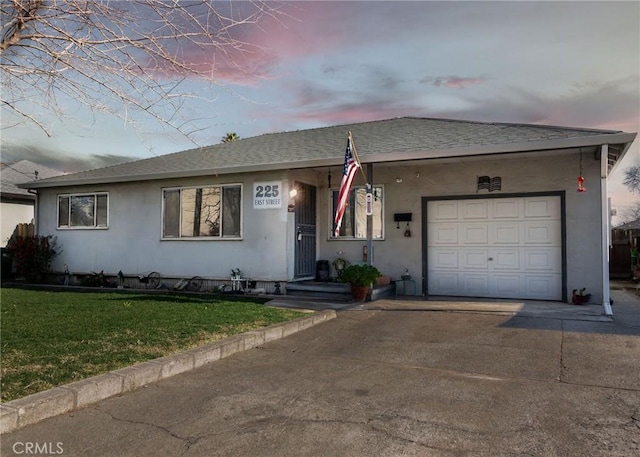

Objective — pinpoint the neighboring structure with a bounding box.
[610,219,640,279]
[1,160,64,247]
[19,117,637,310]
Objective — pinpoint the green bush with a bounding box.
[5,235,59,283]
[339,263,381,286]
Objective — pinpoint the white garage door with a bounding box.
[427,196,562,300]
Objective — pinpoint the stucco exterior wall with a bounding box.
[36,171,293,281]
[35,149,606,303]
[316,151,604,303]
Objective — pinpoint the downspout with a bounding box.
[27,189,38,235]
[600,145,613,317]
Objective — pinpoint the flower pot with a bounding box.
[572,289,585,305]
[350,284,369,302]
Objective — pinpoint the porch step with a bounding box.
[286,281,352,301]
[285,281,395,302]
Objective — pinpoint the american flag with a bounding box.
[334,136,360,237]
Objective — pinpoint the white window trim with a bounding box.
[57,192,109,230]
[329,184,385,240]
[161,183,243,240]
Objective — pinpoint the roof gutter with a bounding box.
[19,132,637,189]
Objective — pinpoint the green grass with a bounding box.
[0,288,305,402]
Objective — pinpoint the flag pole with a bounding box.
[348,131,368,184]
[349,131,374,266]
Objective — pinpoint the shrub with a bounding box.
[5,235,59,283]
[339,263,381,287]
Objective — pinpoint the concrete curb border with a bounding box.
[0,310,337,434]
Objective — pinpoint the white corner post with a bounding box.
[366,163,374,266]
[601,145,613,316]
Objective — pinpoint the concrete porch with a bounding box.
[285,280,396,302]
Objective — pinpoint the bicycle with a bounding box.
[173,276,203,292]
[138,271,161,289]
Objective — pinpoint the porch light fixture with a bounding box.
[288,188,297,212]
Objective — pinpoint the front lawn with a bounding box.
[0,288,305,402]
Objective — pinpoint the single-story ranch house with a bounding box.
[21,117,636,310]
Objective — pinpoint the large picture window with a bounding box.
[58,193,108,228]
[331,186,383,239]
[163,185,242,239]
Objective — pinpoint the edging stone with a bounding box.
[59,373,124,408]
[0,309,337,434]
[1,388,75,433]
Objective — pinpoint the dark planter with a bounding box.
[572,289,585,305]
[350,284,369,302]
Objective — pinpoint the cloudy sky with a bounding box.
[1,1,639,217]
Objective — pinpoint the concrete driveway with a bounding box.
[2,290,639,456]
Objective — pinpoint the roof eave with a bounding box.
[608,132,638,174]
[363,132,637,164]
[19,131,637,189]
[1,192,36,201]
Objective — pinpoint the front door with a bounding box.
[294,182,317,278]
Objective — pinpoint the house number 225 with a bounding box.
[255,184,279,198]
[253,181,283,209]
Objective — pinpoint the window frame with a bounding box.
[329,185,384,240]
[57,192,109,229]
[161,183,243,240]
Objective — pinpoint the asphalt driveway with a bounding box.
[2,290,639,456]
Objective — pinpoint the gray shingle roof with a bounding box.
[616,219,640,231]
[1,160,65,197]
[20,117,636,189]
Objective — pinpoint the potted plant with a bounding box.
[572,288,591,305]
[339,263,382,302]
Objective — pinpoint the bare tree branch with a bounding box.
[618,201,640,226]
[623,165,640,194]
[1,0,289,143]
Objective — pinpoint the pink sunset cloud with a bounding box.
[140,2,360,86]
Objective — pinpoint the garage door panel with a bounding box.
[429,249,459,269]
[492,250,520,270]
[464,274,490,296]
[493,199,521,219]
[525,198,560,219]
[431,201,458,220]
[523,221,561,245]
[494,274,521,296]
[460,249,489,269]
[492,223,520,244]
[522,248,560,271]
[428,273,459,295]
[428,223,458,245]
[461,200,489,220]
[427,196,562,300]
[460,224,489,244]
[523,275,561,300]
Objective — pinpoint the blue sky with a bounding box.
[1,1,639,217]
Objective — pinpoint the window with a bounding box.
[58,193,108,228]
[331,186,383,239]
[163,185,242,239]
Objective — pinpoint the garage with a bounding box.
[426,195,563,300]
